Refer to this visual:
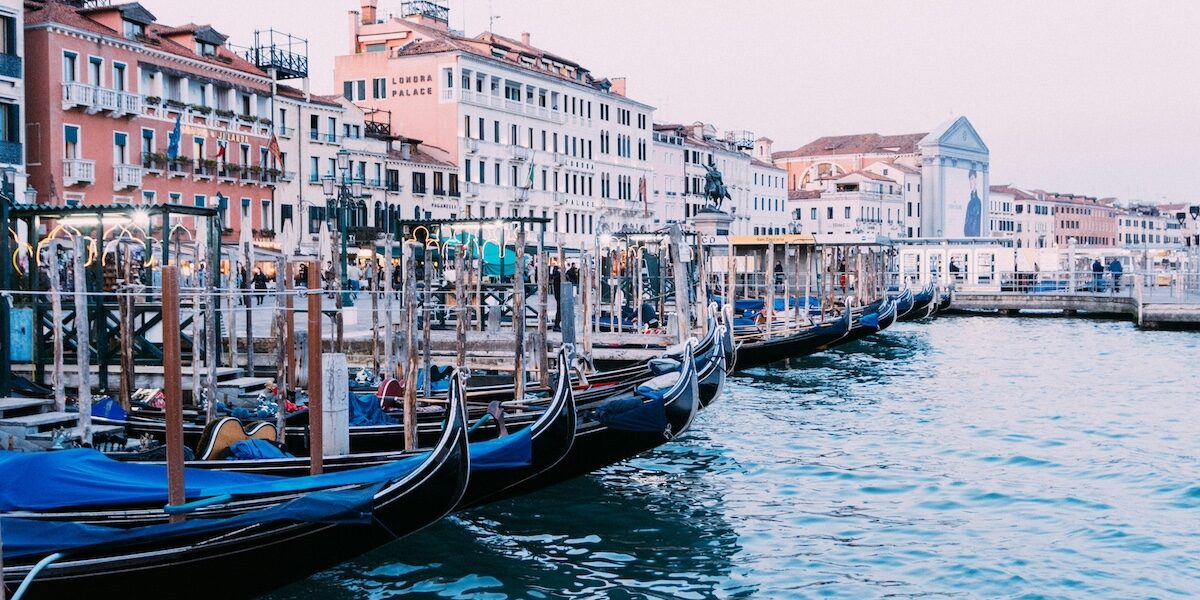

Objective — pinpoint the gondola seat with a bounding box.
[648,357,681,375]
[636,372,683,401]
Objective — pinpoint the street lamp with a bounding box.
[0,166,16,396]
[322,149,365,308]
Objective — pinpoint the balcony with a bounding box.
[413,185,427,196]
[509,146,531,162]
[553,192,567,206]
[193,164,215,181]
[61,83,139,117]
[463,137,479,154]
[463,182,480,197]
[0,141,21,166]
[512,187,530,202]
[63,158,96,186]
[385,181,403,193]
[167,159,191,178]
[552,152,567,166]
[0,53,21,79]
[113,164,142,190]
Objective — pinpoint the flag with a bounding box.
[166,114,182,161]
[214,139,227,162]
[524,151,536,189]
[267,135,283,166]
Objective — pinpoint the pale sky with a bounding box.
[147,0,1200,203]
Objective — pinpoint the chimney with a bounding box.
[348,10,360,54]
[611,77,626,97]
[361,0,378,25]
[521,32,531,46]
[400,142,412,161]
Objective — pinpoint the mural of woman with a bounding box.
[964,168,982,236]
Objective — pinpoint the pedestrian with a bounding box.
[1091,258,1104,292]
[347,261,361,300]
[252,267,268,305]
[550,261,563,331]
[774,262,784,287]
[566,262,579,287]
[1108,258,1123,293]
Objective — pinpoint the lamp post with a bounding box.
[0,167,14,397]
[322,149,364,310]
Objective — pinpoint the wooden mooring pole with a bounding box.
[306,261,324,475]
[72,236,93,446]
[47,241,66,412]
[403,244,418,451]
[513,227,526,402]
[162,265,186,522]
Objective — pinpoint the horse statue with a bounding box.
[701,162,731,212]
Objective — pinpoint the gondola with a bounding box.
[483,339,702,503]
[729,308,852,371]
[892,287,915,319]
[0,381,470,600]
[898,282,936,322]
[103,320,725,454]
[825,297,895,347]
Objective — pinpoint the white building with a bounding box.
[335,0,653,249]
[1117,204,1180,249]
[789,170,904,239]
[273,94,458,257]
[650,122,789,235]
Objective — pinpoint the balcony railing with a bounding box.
[61,83,140,116]
[509,146,531,161]
[0,54,21,79]
[63,158,96,186]
[513,187,530,202]
[0,140,21,166]
[463,137,479,153]
[413,185,427,196]
[463,182,480,197]
[553,192,567,205]
[386,181,403,193]
[113,164,142,190]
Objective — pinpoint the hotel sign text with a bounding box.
[391,74,434,98]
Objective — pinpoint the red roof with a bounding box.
[788,190,822,200]
[773,132,926,160]
[989,184,1036,201]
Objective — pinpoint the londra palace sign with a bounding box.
[392,74,434,98]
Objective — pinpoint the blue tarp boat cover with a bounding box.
[468,426,532,471]
[594,395,668,433]
[227,439,294,460]
[0,449,427,512]
[1,483,380,560]
[350,393,396,426]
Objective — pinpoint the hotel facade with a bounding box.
[23,1,290,240]
[335,0,656,249]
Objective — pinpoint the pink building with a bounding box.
[24,1,291,241]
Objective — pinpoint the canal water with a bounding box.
[266,317,1199,599]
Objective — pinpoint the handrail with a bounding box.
[11,552,65,600]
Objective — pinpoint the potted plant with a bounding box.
[258,117,273,125]
[255,228,276,238]
[246,165,263,178]
[144,95,162,106]
[143,152,166,169]
[238,113,255,122]
[215,108,235,118]
[165,98,186,109]
[189,104,212,115]
[265,167,282,179]
[226,163,243,175]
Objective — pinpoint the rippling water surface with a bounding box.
[266,317,1199,599]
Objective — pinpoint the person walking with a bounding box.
[1091,258,1104,292]
[550,261,563,331]
[251,267,268,305]
[1108,258,1124,293]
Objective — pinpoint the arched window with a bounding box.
[374,201,383,227]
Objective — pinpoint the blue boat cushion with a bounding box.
[648,357,681,375]
[226,439,294,460]
[636,372,681,400]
